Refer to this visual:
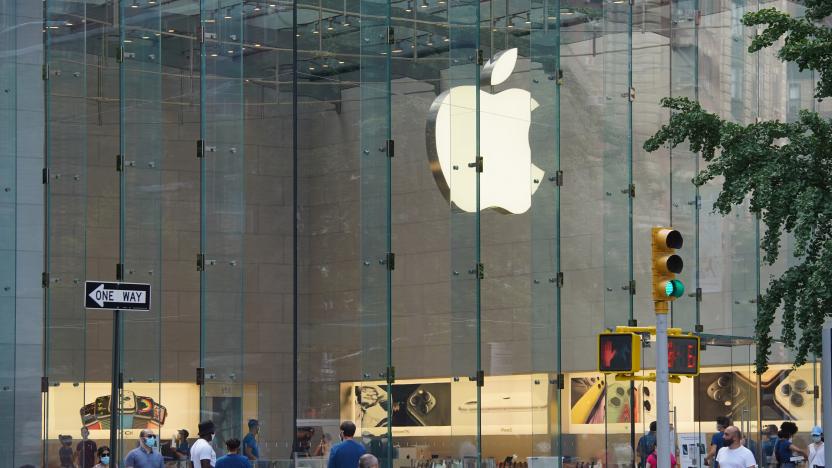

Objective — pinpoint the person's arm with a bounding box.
[790,444,808,458]
[327,446,337,468]
[200,460,212,468]
[245,444,256,460]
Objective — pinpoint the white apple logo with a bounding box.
[426,48,544,214]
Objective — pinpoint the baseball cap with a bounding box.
[810,426,822,436]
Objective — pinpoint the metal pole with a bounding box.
[109,310,120,456]
[656,313,670,468]
[822,325,831,468]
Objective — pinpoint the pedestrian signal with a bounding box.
[598,333,641,373]
[667,335,700,376]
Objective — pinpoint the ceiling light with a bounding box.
[168,28,175,33]
[525,12,531,23]
[405,1,412,12]
[309,66,316,70]
[426,33,434,45]
[338,60,345,64]
[254,4,261,10]
[131,0,139,8]
[443,36,449,42]
[327,19,335,30]
[254,43,262,47]
[210,53,218,56]
[420,0,428,7]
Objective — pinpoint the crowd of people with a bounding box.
[636,418,824,468]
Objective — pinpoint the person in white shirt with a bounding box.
[191,420,218,468]
[716,426,757,468]
[808,426,825,468]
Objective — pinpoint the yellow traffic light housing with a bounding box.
[651,227,684,313]
[598,333,641,373]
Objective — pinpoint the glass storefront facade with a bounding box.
[0,0,827,466]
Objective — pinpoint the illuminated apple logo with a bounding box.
[426,48,544,214]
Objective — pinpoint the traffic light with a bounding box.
[651,227,684,307]
[598,333,641,373]
[667,335,700,376]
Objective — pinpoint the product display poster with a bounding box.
[46,382,199,440]
[679,433,705,468]
[694,366,819,423]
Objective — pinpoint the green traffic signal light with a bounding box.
[664,279,685,298]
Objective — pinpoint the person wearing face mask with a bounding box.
[191,420,218,468]
[808,426,824,468]
[762,425,779,467]
[716,426,757,468]
[124,430,163,468]
[93,446,111,468]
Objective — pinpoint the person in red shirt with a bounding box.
[647,443,677,468]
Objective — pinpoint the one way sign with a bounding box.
[85,281,151,311]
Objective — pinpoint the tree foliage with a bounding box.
[644,1,832,372]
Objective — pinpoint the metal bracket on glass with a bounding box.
[384,252,395,271]
[196,253,205,272]
[628,318,638,327]
[387,27,395,45]
[42,168,49,184]
[41,377,48,393]
[41,272,49,288]
[475,263,485,279]
[476,49,484,65]
[386,366,396,384]
[471,370,485,387]
[117,46,124,63]
[116,263,124,281]
[551,170,563,186]
[386,139,394,158]
[813,385,819,398]
[557,69,564,86]
[42,64,49,81]
[695,324,704,332]
[550,373,565,389]
[623,279,636,295]
[196,139,204,159]
[555,272,564,288]
[468,156,483,173]
[196,367,205,386]
[628,87,636,101]
[116,154,123,172]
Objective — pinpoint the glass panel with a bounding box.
[44,0,92,464]
[447,0,481,456]
[119,0,164,456]
[201,0,246,456]
[0,0,17,461]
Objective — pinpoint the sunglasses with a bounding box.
[101,453,111,457]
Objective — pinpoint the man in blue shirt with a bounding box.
[328,421,366,468]
[637,422,658,468]
[243,419,260,461]
[124,429,164,468]
[217,438,252,468]
[708,417,732,468]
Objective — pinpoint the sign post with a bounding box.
[85,280,151,460]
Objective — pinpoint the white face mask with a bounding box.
[812,435,822,443]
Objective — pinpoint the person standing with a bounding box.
[637,422,658,468]
[763,425,779,467]
[216,438,252,468]
[75,427,97,468]
[775,422,808,468]
[808,426,824,468]
[708,417,732,468]
[191,420,218,468]
[359,454,380,468]
[647,442,677,468]
[124,429,164,468]
[327,421,366,468]
[93,446,111,468]
[242,419,260,461]
[716,427,757,468]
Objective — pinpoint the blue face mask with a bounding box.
[101,456,110,465]
[145,436,156,448]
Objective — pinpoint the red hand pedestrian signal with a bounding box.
[598,333,640,373]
